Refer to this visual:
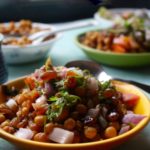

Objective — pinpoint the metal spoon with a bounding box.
[30,20,98,45]
[65,60,150,93]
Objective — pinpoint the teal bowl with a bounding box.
[75,32,150,68]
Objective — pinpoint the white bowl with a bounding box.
[1,23,61,64]
[94,8,150,28]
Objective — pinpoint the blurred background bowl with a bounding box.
[94,8,150,28]
[75,32,150,68]
[1,23,61,64]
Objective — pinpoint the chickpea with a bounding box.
[10,117,19,128]
[0,120,10,128]
[19,20,32,28]
[44,123,54,134]
[17,118,28,128]
[34,115,45,126]
[0,104,13,115]
[2,125,9,132]
[22,101,29,107]
[21,107,29,117]
[76,104,87,115]
[33,132,48,142]
[104,126,117,139]
[2,126,15,134]
[16,110,22,118]
[8,22,15,30]
[109,122,120,131]
[28,111,36,119]
[64,118,76,130]
[84,126,97,139]
[0,114,6,123]
[28,121,41,132]
[16,94,26,104]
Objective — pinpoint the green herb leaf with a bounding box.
[49,96,58,102]
[46,98,65,121]
[46,91,80,121]
[101,80,111,91]
[76,76,84,85]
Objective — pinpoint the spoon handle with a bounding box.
[115,78,150,93]
[51,20,95,34]
[30,21,95,44]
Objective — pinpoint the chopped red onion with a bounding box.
[44,83,54,96]
[119,125,130,135]
[113,36,125,45]
[61,67,68,78]
[48,127,74,144]
[86,77,99,95]
[88,106,100,118]
[6,98,17,110]
[32,103,48,111]
[127,110,134,114]
[122,113,146,125]
[36,95,47,105]
[33,69,39,79]
[14,128,34,140]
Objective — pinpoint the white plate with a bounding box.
[1,22,61,64]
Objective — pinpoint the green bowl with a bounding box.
[75,32,150,68]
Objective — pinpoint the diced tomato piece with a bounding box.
[30,90,40,101]
[41,71,57,81]
[112,44,127,53]
[32,103,48,115]
[113,36,130,49]
[66,71,78,77]
[36,107,47,115]
[25,77,35,90]
[65,77,77,89]
[122,93,139,108]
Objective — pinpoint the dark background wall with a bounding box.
[0,0,150,23]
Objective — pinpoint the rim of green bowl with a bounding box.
[75,30,150,57]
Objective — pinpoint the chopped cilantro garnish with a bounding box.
[47,91,80,121]
[101,80,111,91]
